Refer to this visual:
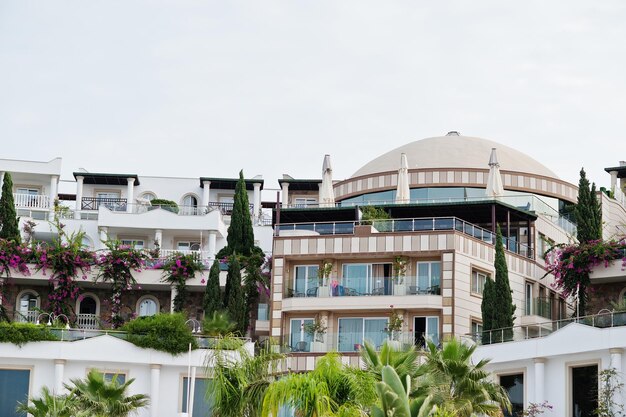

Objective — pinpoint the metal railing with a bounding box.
[208,202,254,215]
[285,277,440,299]
[13,193,50,209]
[82,197,127,211]
[466,310,626,346]
[277,216,534,258]
[284,331,439,353]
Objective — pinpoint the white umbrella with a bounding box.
[395,153,411,204]
[319,154,335,207]
[485,148,504,198]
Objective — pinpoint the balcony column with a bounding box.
[188,366,197,417]
[202,181,211,209]
[154,229,163,248]
[207,231,217,261]
[170,284,177,313]
[609,348,624,414]
[48,175,59,220]
[281,183,289,206]
[610,171,619,194]
[75,175,84,219]
[253,182,262,223]
[99,227,108,247]
[126,178,135,213]
[533,357,546,403]
[150,364,161,417]
[54,359,65,394]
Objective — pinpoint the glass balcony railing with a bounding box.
[283,331,439,353]
[525,297,553,319]
[284,276,441,299]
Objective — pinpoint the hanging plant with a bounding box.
[161,253,204,313]
[95,240,148,328]
[544,238,626,315]
[33,225,94,318]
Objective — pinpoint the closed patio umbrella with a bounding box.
[319,154,335,207]
[485,148,504,198]
[395,153,411,204]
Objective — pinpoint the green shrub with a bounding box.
[360,206,391,232]
[120,313,197,355]
[0,322,59,346]
[149,198,179,213]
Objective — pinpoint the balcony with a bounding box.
[158,249,211,261]
[589,259,626,283]
[521,297,554,327]
[284,331,437,354]
[13,311,100,330]
[13,193,51,209]
[285,277,440,299]
[208,201,254,215]
[82,197,127,211]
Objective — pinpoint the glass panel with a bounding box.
[290,319,314,351]
[413,219,432,230]
[500,374,524,417]
[182,377,213,417]
[364,319,388,348]
[307,266,319,296]
[257,303,269,321]
[294,267,307,296]
[430,262,441,290]
[342,264,369,295]
[572,365,598,417]
[0,369,30,417]
[427,317,439,346]
[338,318,363,352]
[418,263,430,291]
[394,219,413,232]
[434,218,453,230]
[103,373,126,385]
[139,299,157,316]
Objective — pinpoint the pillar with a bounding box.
[99,227,108,246]
[188,366,197,417]
[281,182,289,206]
[610,348,624,415]
[54,359,65,394]
[611,171,619,194]
[610,348,623,372]
[150,364,161,417]
[0,172,4,197]
[253,182,262,222]
[533,357,546,403]
[207,231,217,261]
[155,229,163,248]
[75,175,84,219]
[48,175,59,220]
[126,178,135,213]
[202,180,211,209]
[170,285,177,313]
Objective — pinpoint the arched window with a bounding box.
[141,192,156,201]
[79,296,97,315]
[138,297,159,317]
[17,292,39,323]
[181,194,199,215]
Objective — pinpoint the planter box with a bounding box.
[386,340,402,350]
[318,286,330,298]
[311,341,325,352]
[394,284,406,296]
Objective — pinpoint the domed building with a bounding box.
[271,132,581,369]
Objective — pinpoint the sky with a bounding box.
[1,1,625,196]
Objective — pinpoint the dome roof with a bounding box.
[351,133,559,179]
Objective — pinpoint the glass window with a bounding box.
[16,187,38,195]
[178,241,201,251]
[182,377,213,417]
[338,318,387,352]
[0,369,30,417]
[139,298,158,317]
[293,265,319,297]
[290,319,314,352]
[572,365,598,417]
[525,283,533,315]
[416,262,441,293]
[257,303,269,321]
[471,321,483,341]
[342,264,372,295]
[500,373,524,417]
[121,239,144,250]
[141,193,156,201]
[294,197,317,207]
[103,372,126,385]
[18,292,38,322]
[471,271,489,295]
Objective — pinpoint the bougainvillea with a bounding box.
[0,238,32,321]
[161,253,204,312]
[95,240,148,328]
[545,238,626,315]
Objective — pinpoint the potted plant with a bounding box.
[392,256,408,295]
[317,260,333,298]
[385,307,403,346]
[360,206,391,232]
[304,317,327,352]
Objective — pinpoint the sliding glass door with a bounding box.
[338,317,388,352]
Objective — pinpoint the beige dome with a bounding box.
[352,133,559,179]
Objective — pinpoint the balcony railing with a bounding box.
[208,201,254,215]
[13,193,50,209]
[82,197,127,211]
[76,314,100,330]
[284,331,439,353]
[525,297,553,320]
[158,249,211,260]
[13,310,39,323]
[277,216,534,258]
[285,277,440,299]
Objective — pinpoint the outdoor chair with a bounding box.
[306,287,318,297]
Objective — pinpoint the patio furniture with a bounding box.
[371,287,385,296]
[408,286,419,295]
[306,287,319,297]
[293,341,309,352]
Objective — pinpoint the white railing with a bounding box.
[76,314,100,330]
[13,193,50,209]
[159,249,211,259]
[14,310,39,323]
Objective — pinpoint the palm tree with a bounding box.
[416,338,511,417]
[360,340,420,385]
[16,386,77,417]
[261,353,377,417]
[65,370,149,417]
[207,338,284,417]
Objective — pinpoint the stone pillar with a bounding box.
[126,178,135,213]
[253,182,262,223]
[281,182,289,206]
[170,285,177,313]
[202,181,211,209]
[75,175,84,218]
[534,357,546,403]
[54,359,65,394]
[207,231,217,261]
[150,364,161,417]
[154,229,163,247]
[48,175,59,220]
[188,366,197,417]
[99,227,108,247]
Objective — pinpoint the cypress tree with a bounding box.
[0,173,21,243]
[203,260,222,317]
[242,254,263,334]
[225,255,246,335]
[576,168,602,243]
[480,276,495,344]
[223,170,255,257]
[493,225,516,341]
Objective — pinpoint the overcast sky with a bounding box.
[1,1,625,196]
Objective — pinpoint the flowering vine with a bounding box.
[95,240,148,328]
[161,253,204,313]
[0,239,32,321]
[544,238,626,315]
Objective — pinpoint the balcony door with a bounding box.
[294,265,319,297]
[18,292,38,322]
[290,318,314,352]
[338,317,387,352]
[414,316,439,348]
[342,263,391,295]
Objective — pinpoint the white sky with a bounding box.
[1,1,625,197]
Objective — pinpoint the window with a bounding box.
[177,241,201,251]
[525,282,533,315]
[471,270,489,294]
[96,192,124,211]
[416,261,441,294]
[104,372,126,385]
[500,373,524,417]
[121,239,144,250]
[292,265,319,297]
[414,316,439,348]
[257,303,269,321]
[138,297,159,317]
[16,187,39,195]
[182,377,213,416]
[290,318,314,352]
[571,364,598,417]
[0,369,30,417]
[17,292,38,323]
[471,321,483,340]
[338,317,387,352]
[341,263,392,295]
[141,192,156,201]
[294,197,317,207]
